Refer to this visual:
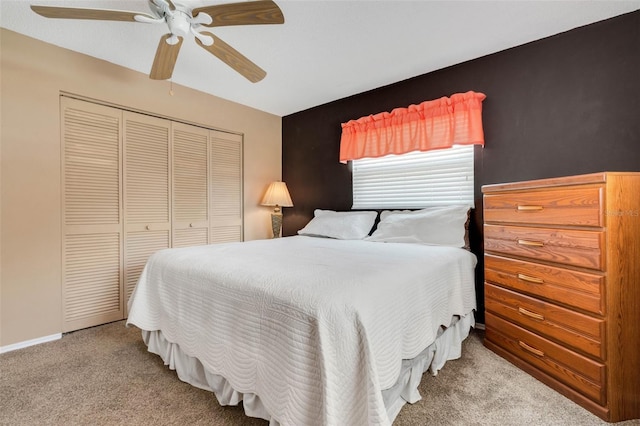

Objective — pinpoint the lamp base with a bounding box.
[270,212,283,238]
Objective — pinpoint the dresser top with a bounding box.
[482,172,640,193]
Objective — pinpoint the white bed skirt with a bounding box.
[141,312,474,425]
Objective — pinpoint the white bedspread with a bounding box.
[127,236,477,426]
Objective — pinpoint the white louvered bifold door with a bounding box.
[172,123,210,248]
[123,112,171,314]
[61,97,124,332]
[210,130,243,243]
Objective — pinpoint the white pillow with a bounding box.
[298,210,377,240]
[380,209,418,221]
[366,205,470,247]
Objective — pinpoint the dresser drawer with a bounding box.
[485,283,604,359]
[485,313,605,405]
[484,254,604,315]
[484,224,605,270]
[483,186,603,227]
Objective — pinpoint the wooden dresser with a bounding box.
[482,172,640,422]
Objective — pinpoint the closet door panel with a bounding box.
[174,228,209,247]
[64,233,121,329]
[210,130,243,243]
[61,97,123,332]
[123,112,171,314]
[172,122,210,248]
[124,113,171,225]
[124,230,170,304]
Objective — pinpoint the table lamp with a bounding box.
[260,181,293,238]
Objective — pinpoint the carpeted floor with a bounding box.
[1,321,638,425]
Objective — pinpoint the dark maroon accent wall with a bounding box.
[282,10,640,323]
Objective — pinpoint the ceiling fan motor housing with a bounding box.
[166,10,191,38]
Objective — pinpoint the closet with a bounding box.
[61,96,243,332]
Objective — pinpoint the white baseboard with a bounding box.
[474,323,485,330]
[0,333,62,354]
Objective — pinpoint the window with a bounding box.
[352,145,474,209]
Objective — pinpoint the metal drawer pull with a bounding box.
[517,273,544,284]
[518,307,545,321]
[519,341,545,357]
[517,239,544,247]
[517,205,544,211]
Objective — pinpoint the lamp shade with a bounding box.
[261,181,293,207]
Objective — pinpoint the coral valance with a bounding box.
[339,91,486,163]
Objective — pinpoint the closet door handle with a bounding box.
[519,341,545,357]
[517,205,544,211]
[145,225,150,230]
[518,239,544,247]
[517,273,544,284]
[518,307,545,321]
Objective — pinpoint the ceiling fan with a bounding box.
[30,0,284,83]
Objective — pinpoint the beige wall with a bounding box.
[0,29,282,347]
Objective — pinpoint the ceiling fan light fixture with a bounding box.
[166,10,191,37]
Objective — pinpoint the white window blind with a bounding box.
[352,145,475,209]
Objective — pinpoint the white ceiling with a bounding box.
[2,1,639,116]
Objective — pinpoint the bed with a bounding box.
[126,206,477,426]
